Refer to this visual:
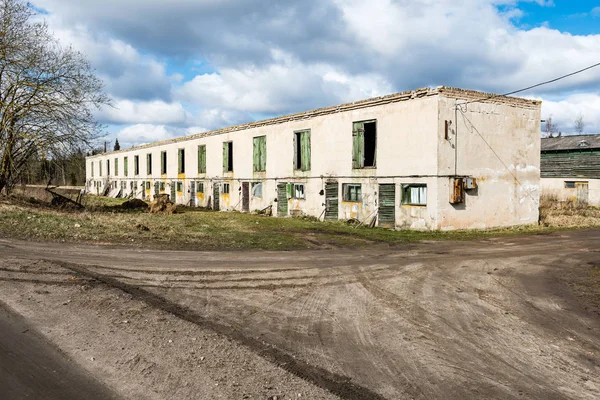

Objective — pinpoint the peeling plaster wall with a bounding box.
[436,97,541,230]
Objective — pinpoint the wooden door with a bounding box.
[324,182,339,221]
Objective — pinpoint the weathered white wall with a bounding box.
[541,177,600,205]
[435,95,541,230]
[85,88,541,230]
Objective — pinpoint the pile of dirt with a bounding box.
[121,198,149,210]
[149,194,176,214]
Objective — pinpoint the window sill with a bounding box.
[401,204,427,207]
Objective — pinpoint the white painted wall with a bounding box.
[86,88,541,230]
[541,177,600,205]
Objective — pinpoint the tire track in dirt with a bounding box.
[55,260,387,400]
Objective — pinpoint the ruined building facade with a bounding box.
[86,87,541,230]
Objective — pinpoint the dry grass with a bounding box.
[539,193,600,228]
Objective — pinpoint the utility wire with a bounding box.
[461,61,600,106]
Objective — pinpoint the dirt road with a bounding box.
[0,230,599,399]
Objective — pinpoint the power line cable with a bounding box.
[461,61,600,106]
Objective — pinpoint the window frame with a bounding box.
[222,182,230,194]
[146,153,152,175]
[197,145,206,174]
[223,141,233,172]
[342,183,362,202]
[401,184,428,206]
[124,156,128,176]
[161,151,167,175]
[134,155,140,175]
[251,182,263,198]
[293,129,311,171]
[176,181,183,192]
[291,183,305,199]
[352,119,377,169]
[196,181,204,193]
[178,148,185,174]
[253,135,267,172]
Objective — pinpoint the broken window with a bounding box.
[124,157,128,176]
[223,182,230,194]
[402,184,427,206]
[292,184,305,199]
[161,151,167,175]
[197,182,204,193]
[223,142,233,172]
[251,182,263,198]
[253,136,267,172]
[294,130,311,171]
[114,158,119,175]
[134,155,139,175]
[178,149,185,174]
[147,153,152,175]
[176,181,183,192]
[197,145,206,174]
[352,120,377,168]
[343,184,362,202]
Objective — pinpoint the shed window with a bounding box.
[251,182,263,198]
[352,120,376,168]
[134,155,139,175]
[197,145,206,174]
[178,149,185,174]
[402,184,427,206]
[223,182,230,194]
[253,136,267,172]
[124,157,128,176]
[223,142,233,172]
[147,153,152,174]
[294,130,311,171]
[343,184,362,202]
[196,182,204,193]
[176,181,183,192]
[161,151,167,174]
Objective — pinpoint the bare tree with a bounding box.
[574,114,584,135]
[544,115,558,138]
[0,0,109,193]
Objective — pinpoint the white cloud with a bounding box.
[98,100,188,125]
[541,94,600,134]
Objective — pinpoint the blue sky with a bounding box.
[30,0,600,148]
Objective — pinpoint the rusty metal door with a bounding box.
[324,182,339,221]
[213,185,220,211]
[378,184,396,228]
[277,183,288,216]
[242,182,250,212]
[576,182,589,205]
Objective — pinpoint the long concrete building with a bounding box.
[85,87,542,230]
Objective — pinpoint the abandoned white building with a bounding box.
[541,134,600,205]
[85,87,541,230]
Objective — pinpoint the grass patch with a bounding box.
[0,194,596,251]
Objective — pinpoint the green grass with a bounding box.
[0,194,576,251]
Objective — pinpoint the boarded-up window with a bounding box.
[197,145,206,174]
[251,182,263,197]
[197,182,204,193]
[124,157,128,176]
[114,158,119,175]
[343,184,362,202]
[161,151,167,174]
[134,155,139,175]
[223,142,233,172]
[178,149,185,174]
[253,136,267,172]
[402,184,427,206]
[294,130,311,171]
[223,182,230,194]
[147,154,152,174]
[352,120,376,169]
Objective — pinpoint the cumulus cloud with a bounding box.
[97,100,188,125]
[115,124,177,148]
[541,93,600,135]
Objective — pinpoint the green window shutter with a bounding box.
[293,132,298,170]
[198,145,206,173]
[286,183,293,198]
[115,158,118,175]
[124,157,128,176]
[260,136,266,171]
[223,142,229,172]
[352,122,363,169]
[301,130,311,171]
[253,137,259,172]
[178,150,182,173]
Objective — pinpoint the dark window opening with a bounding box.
[147,154,152,175]
[363,121,376,167]
[161,151,167,174]
[223,142,233,172]
[294,130,311,171]
[134,155,140,175]
[178,149,185,174]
